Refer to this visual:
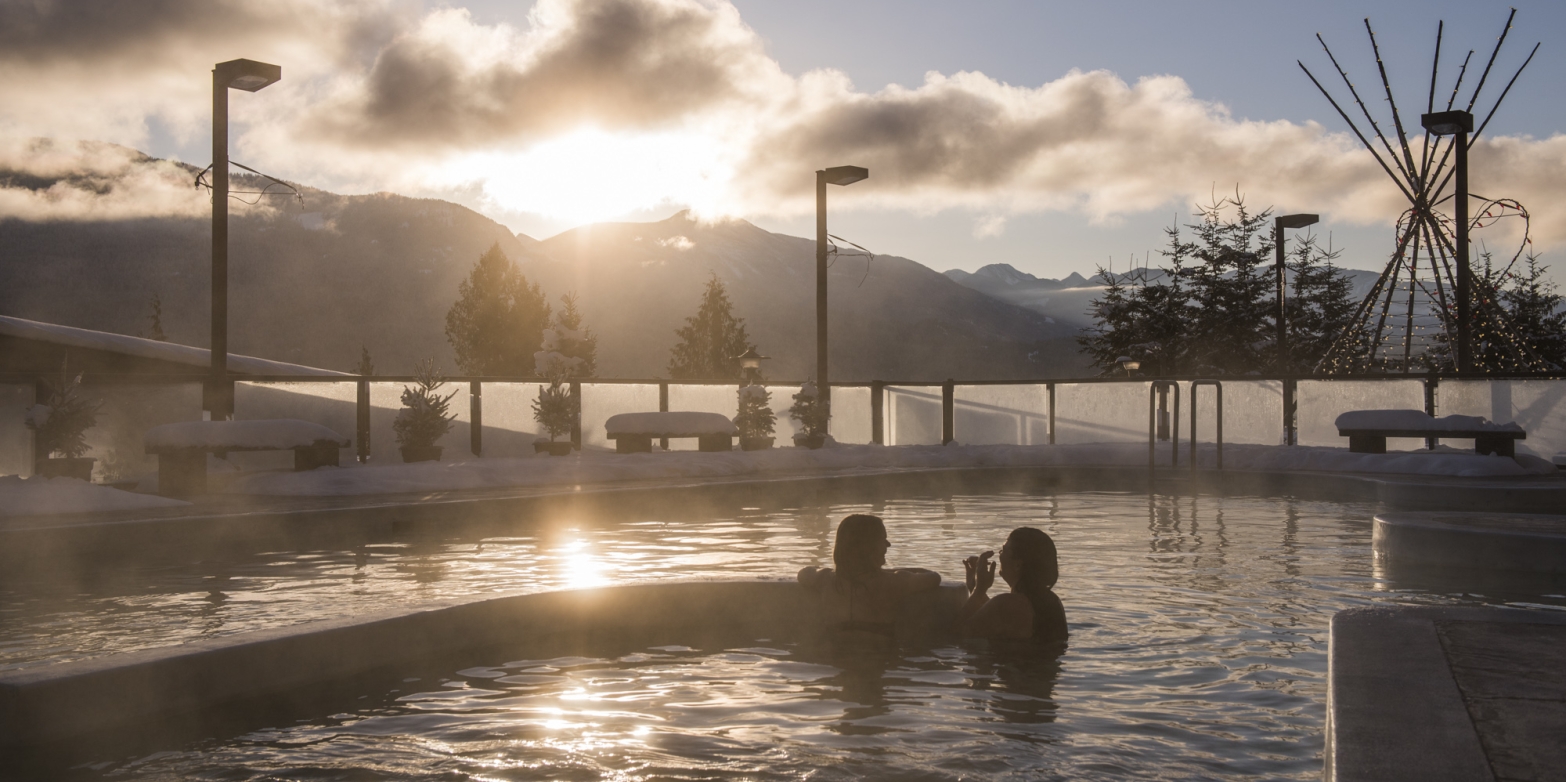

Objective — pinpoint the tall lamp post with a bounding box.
[1421,109,1474,373]
[208,58,281,420]
[1274,213,1316,447]
[815,165,868,424]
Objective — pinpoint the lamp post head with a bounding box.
[1276,214,1319,230]
[216,59,281,92]
[735,347,769,371]
[819,166,868,186]
[1421,110,1473,136]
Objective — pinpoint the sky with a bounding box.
[3,0,1566,280]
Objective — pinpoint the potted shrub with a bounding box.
[532,380,575,455]
[26,363,102,480]
[736,383,776,450]
[789,381,829,449]
[393,359,456,462]
[532,341,583,456]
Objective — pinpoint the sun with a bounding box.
[439,128,727,224]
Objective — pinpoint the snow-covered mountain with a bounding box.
[944,262,1384,329]
[0,147,1089,380]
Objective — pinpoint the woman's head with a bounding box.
[833,514,890,580]
[999,527,1058,590]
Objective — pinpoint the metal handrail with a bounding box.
[1148,380,1180,477]
[1190,380,1224,471]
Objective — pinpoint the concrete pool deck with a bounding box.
[1328,606,1566,782]
[1374,512,1566,574]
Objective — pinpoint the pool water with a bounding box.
[20,490,1566,780]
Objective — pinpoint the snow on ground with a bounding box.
[0,476,189,518]
[227,441,1558,498]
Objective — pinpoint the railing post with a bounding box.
[1047,382,1056,444]
[1191,380,1224,471]
[658,380,670,451]
[942,379,955,445]
[1282,377,1297,446]
[570,380,582,450]
[469,381,483,457]
[1423,372,1439,450]
[356,379,370,464]
[870,381,885,445]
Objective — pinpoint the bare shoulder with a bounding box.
[967,592,1035,639]
[985,593,1035,621]
[888,567,942,591]
[797,566,834,588]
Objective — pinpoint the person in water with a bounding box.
[797,514,942,636]
[959,527,1068,642]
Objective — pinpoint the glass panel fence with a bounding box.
[952,385,1048,446]
[580,383,659,451]
[236,381,371,469]
[1053,381,1149,444]
[1187,380,1283,446]
[1295,379,1425,448]
[478,381,546,458]
[1439,379,1566,459]
[1,383,35,477]
[830,386,872,445]
[94,383,204,482]
[667,384,739,451]
[887,386,943,446]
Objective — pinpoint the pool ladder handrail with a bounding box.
[1190,379,1224,471]
[1148,380,1180,477]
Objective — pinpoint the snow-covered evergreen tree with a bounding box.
[354,346,375,376]
[551,292,598,378]
[393,359,456,448]
[25,362,101,459]
[788,381,828,438]
[445,243,551,376]
[668,274,756,380]
[736,384,776,440]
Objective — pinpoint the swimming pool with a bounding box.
[15,490,1566,779]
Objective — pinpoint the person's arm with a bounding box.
[957,552,995,633]
[889,567,942,592]
[797,566,832,588]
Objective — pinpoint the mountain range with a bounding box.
[0,146,1091,381]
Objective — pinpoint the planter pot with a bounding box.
[740,436,775,451]
[534,441,574,456]
[792,434,827,450]
[400,445,443,463]
[37,456,95,481]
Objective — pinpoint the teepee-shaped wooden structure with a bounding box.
[1302,11,1555,374]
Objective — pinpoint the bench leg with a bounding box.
[1348,435,1386,454]
[295,441,342,471]
[616,436,653,454]
[698,434,733,453]
[158,452,206,498]
[1474,435,1515,458]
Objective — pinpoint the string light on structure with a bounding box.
[1302,11,1555,374]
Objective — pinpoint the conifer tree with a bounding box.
[1283,234,1366,373]
[354,346,376,376]
[1499,253,1566,369]
[445,243,551,376]
[667,274,755,379]
[551,292,598,377]
[145,293,167,341]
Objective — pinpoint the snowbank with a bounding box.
[144,420,350,451]
[605,412,737,436]
[1335,409,1524,433]
[0,476,188,518]
[225,441,1557,498]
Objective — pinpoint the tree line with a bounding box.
[439,243,755,381]
[1077,196,1566,376]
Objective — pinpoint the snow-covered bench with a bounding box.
[604,412,737,454]
[1335,409,1525,457]
[145,420,351,497]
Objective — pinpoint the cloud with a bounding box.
[0,138,214,221]
[4,0,1566,249]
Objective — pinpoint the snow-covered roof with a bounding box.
[1335,409,1525,433]
[145,419,350,452]
[0,315,347,376]
[605,412,737,437]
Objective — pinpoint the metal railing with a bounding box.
[1147,381,1181,477]
[1190,380,1224,471]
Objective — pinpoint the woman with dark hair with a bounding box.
[798,514,942,637]
[959,527,1068,642]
